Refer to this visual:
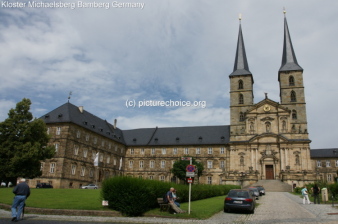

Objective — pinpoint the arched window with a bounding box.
[292,110,297,120]
[238,80,243,89]
[290,91,297,102]
[239,112,244,122]
[239,94,244,104]
[289,76,295,86]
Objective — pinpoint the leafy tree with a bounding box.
[171,156,204,183]
[0,98,55,184]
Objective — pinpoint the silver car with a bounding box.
[81,184,98,189]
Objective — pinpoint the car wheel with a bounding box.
[250,209,255,214]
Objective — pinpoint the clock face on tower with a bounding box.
[263,104,271,112]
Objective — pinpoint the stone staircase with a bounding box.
[246,180,292,192]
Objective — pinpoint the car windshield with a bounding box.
[228,191,249,198]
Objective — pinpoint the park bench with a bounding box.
[157,198,169,212]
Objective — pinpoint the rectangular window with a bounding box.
[326,160,331,167]
[196,148,201,155]
[172,160,175,168]
[56,127,61,135]
[220,161,225,168]
[80,166,85,177]
[89,168,94,177]
[150,160,155,168]
[129,161,134,168]
[141,148,145,154]
[184,148,189,154]
[317,160,322,167]
[76,131,81,138]
[101,141,105,147]
[40,162,44,171]
[173,148,178,155]
[220,147,225,154]
[149,176,154,180]
[54,143,59,153]
[93,137,97,144]
[108,143,111,149]
[207,161,213,169]
[162,148,166,155]
[86,135,89,141]
[139,161,144,168]
[161,161,166,168]
[207,176,212,185]
[107,156,110,164]
[114,158,117,165]
[327,174,332,182]
[160,176,165,182]
[208,148,213,155]
[151,148,155,155]
[71,164,76,175]
[47,128,50,135]
[336,160,338,167]
[50,163,55,173]
[130,148,134,154]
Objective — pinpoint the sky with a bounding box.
[0,0,337,149]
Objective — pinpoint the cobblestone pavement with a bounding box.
[0,192,337,223]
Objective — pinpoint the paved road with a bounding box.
[0,192,337,223]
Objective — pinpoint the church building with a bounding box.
[29,13,330,189]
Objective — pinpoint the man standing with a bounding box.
[311,184,321,204]
[11,178,30,222]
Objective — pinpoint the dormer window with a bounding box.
[58,113,63,118]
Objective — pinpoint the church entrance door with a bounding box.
[265,165,274,179]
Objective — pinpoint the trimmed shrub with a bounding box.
[101,176,239,216]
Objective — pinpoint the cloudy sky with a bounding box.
[1,0,337,149]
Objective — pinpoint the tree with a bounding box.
[0,98,55,184]
[171,156,204,183]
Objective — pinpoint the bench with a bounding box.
[157,198,169,212]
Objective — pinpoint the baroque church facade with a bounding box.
[28,15,331,189]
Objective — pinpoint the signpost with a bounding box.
[182,157,193,214]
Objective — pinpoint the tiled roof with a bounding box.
[41,103,230,147]
[310,148,338,158]
[41,103,125,144]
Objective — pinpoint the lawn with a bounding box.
[0,188,226,219]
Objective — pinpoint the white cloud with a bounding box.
[1,0,338,149]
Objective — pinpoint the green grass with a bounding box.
[0,188,107,210]
[144,195,226,219]
[0,188,227,219]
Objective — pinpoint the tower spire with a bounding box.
[229,14,252,77]
[279,10,303,73]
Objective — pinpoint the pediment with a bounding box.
[246,98,290,114]
[249,133,288,143]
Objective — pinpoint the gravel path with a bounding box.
[1,192,337,223]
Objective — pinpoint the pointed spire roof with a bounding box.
[279,13,303,73]
[229,18,252,77]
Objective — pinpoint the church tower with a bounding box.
[229,16,254,140]
[278,11,309,136]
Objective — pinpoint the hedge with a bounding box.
[101,176,239,216]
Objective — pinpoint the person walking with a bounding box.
[311,184,321,204]
[301,186,311,204]
[11,178,30,222]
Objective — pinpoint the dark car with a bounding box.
[36,183,53,188]
[224,189,255,214]
[247,187,260,200]
[255,186,265,196]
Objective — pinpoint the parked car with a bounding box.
[224,189,255,214]
[247,187,260,200]
[36,183,53,188]
[81,184,98,189]
[255,186,265,196]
